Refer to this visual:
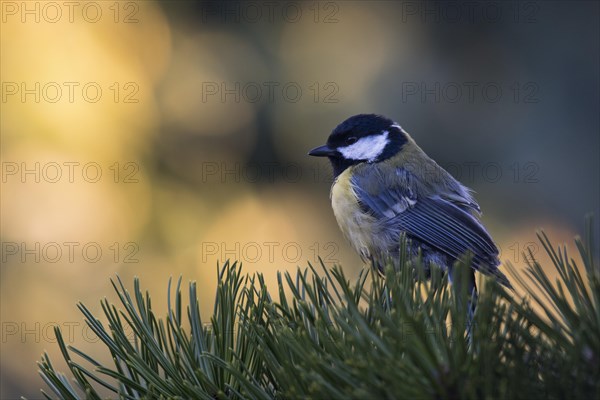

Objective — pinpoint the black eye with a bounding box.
[346,137,358,145]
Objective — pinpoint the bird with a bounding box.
[308,114,511,304]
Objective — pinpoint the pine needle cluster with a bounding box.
[36,219,599,399]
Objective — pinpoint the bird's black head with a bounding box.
[308,114,408,178]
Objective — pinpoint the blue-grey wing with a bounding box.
[351,166,508,285]
[396,195,499,266]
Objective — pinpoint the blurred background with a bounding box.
[1,1,598,398]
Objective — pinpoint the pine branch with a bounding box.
[34,217,599,400]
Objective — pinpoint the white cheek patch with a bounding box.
[338,131,389,162]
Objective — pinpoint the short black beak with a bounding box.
[308,144,337,157]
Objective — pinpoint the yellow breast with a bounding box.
[330,167,378,260]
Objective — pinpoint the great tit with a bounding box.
[309,114,510,296]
